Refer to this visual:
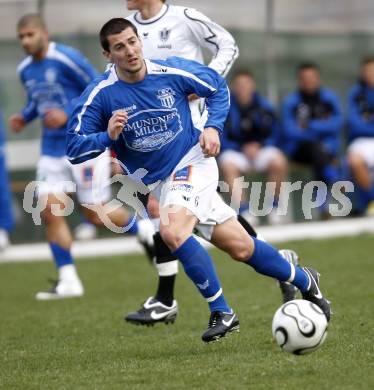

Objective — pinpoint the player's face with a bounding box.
[232,75,256,106]
[105,27,144,75]
[18,25,48,56]
[298,69,321,94]
[362,62,374,87]
[126,0,148,11]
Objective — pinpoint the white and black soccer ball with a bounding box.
[272,299,328,355]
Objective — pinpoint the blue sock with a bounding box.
[239,202,249,214]
[323,164,339,185]
[125,215,138,234]
[246,237,310,292]
[49,242,74,268]
[172,236,231,312]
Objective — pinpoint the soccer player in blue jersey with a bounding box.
[0,108,14,251]
[124,0,300,325]
[9,14,141,300]
[66,18,331,342]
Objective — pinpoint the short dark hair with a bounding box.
[233,69,254,80]
[362,56,374,66]
[99,18,138,51]
[297,61,320,74]
[17,13,47,31]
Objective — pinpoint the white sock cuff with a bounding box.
[286,263,296,283]
[59,264,79,281]
[206,288,222,303]
[156,260,178,277]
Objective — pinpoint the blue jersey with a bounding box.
[0,109,14,232]
[347,82,374,143]
[282,87,343,156]
[221,92,280,152]
[67,57,229,185]
[17,42,98,157]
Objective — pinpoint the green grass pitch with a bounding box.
[1,234,373,389]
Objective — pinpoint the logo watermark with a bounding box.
[22,157,355,233]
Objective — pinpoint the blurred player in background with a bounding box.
[347,56,374,215]
[282,62,343,218]
[0,108,14,251]
[9,14,141,299]
[124,0,299,325]
[219,70,289,226]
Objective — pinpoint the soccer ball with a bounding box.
[272,299,328,355]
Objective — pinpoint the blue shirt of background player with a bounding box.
[347,81,374,143]
[0,109,14,232]
[221,92,281,152]
[282,87,343,157]
[17,42,98,157]
[66,56,230,185]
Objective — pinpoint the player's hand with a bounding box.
[43,109,68,128]
[199,127,220,157]
[108,111,128,141]
[8,114,26,133]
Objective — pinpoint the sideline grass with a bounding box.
[1,235,373,389]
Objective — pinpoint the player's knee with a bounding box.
[159,225,185,251]
[82,208,103,226]
[41,205,58,225]
[347,152,365,169]
[228,235,253,262]
[230,246,252,262]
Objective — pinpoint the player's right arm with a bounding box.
[282,94,314,141]
[9,67,38,133]
[183,7,239,77]
[347,85,374,138]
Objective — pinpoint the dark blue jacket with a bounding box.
[0,109,14,232]
[282,87,343,156]
[221,92,280,152]
[347,82,374,143]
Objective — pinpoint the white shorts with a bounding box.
[36,151,111,205]
[152,143,236,240]
[218,146,281,172]
[348,138,374,168]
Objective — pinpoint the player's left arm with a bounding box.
[66,85,113,164]
[308,91,343,136]
[184,8,239,77]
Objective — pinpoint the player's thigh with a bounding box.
[157,149,219,225]
[254,146,284,172]
[347,138,374,168]
[71,150,111,206]
[36,155,75,199]
[210,216,254,262]
[218,150,251,173]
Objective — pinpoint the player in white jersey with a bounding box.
[124,1,298,325]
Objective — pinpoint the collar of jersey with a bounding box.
[112,59,152,85]
[134,4,169,25]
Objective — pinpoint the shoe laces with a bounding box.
[208,312,222,328]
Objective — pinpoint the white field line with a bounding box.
[0,216,373,264]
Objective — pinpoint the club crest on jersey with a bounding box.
[157,88,175,108]
[45,68,57,83]
[159,28,171,42]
